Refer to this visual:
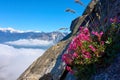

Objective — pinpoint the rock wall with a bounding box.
[18,0,120,80]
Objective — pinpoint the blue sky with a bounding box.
[0,0,90,32]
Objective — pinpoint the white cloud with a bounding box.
[5,39,54,47]
[0,44,45,80]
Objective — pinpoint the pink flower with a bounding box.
[92,31,99,36]
[89,45,96,52]
[92,31,103,41]
[98,31,103,41]
[62,54,73,65]
[66,66,74,74]
[83,27,88,33]
[79,26,84,31]
[83,27,90,36]
[73,36,82,47]
[78,33,90,41]
[68,41,77,51]
[81,50,91,59]
[100,32,103,37]
[82,52,91,59]
[82,49,86,53]
[78,27,91,41]
[101,41,104,45]
[73,52,79,58]
[110,16,120,23]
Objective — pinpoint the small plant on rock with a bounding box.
[62,17,120,80]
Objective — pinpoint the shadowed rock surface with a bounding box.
[92,53,120,80]
[18,0,120,80]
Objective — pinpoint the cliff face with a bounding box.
[18,38,72,80]
[18,0,120,80]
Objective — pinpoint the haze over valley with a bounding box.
[0,28,67,80]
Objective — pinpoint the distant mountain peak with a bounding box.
[0,27,68,43]
[0,27,24,33]
[0,27,42,33]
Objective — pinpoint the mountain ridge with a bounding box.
[0,27,68,43]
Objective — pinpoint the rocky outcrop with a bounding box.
[18,37,72,80]
[18,0,120,80]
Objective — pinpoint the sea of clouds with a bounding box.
[0,39,54,80]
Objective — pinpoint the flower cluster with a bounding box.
[62,27,105,74]
[110,16,120,23]
[61,16,120,79]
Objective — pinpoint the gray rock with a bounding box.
[18,0,120,80]
[92,53,120,80]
